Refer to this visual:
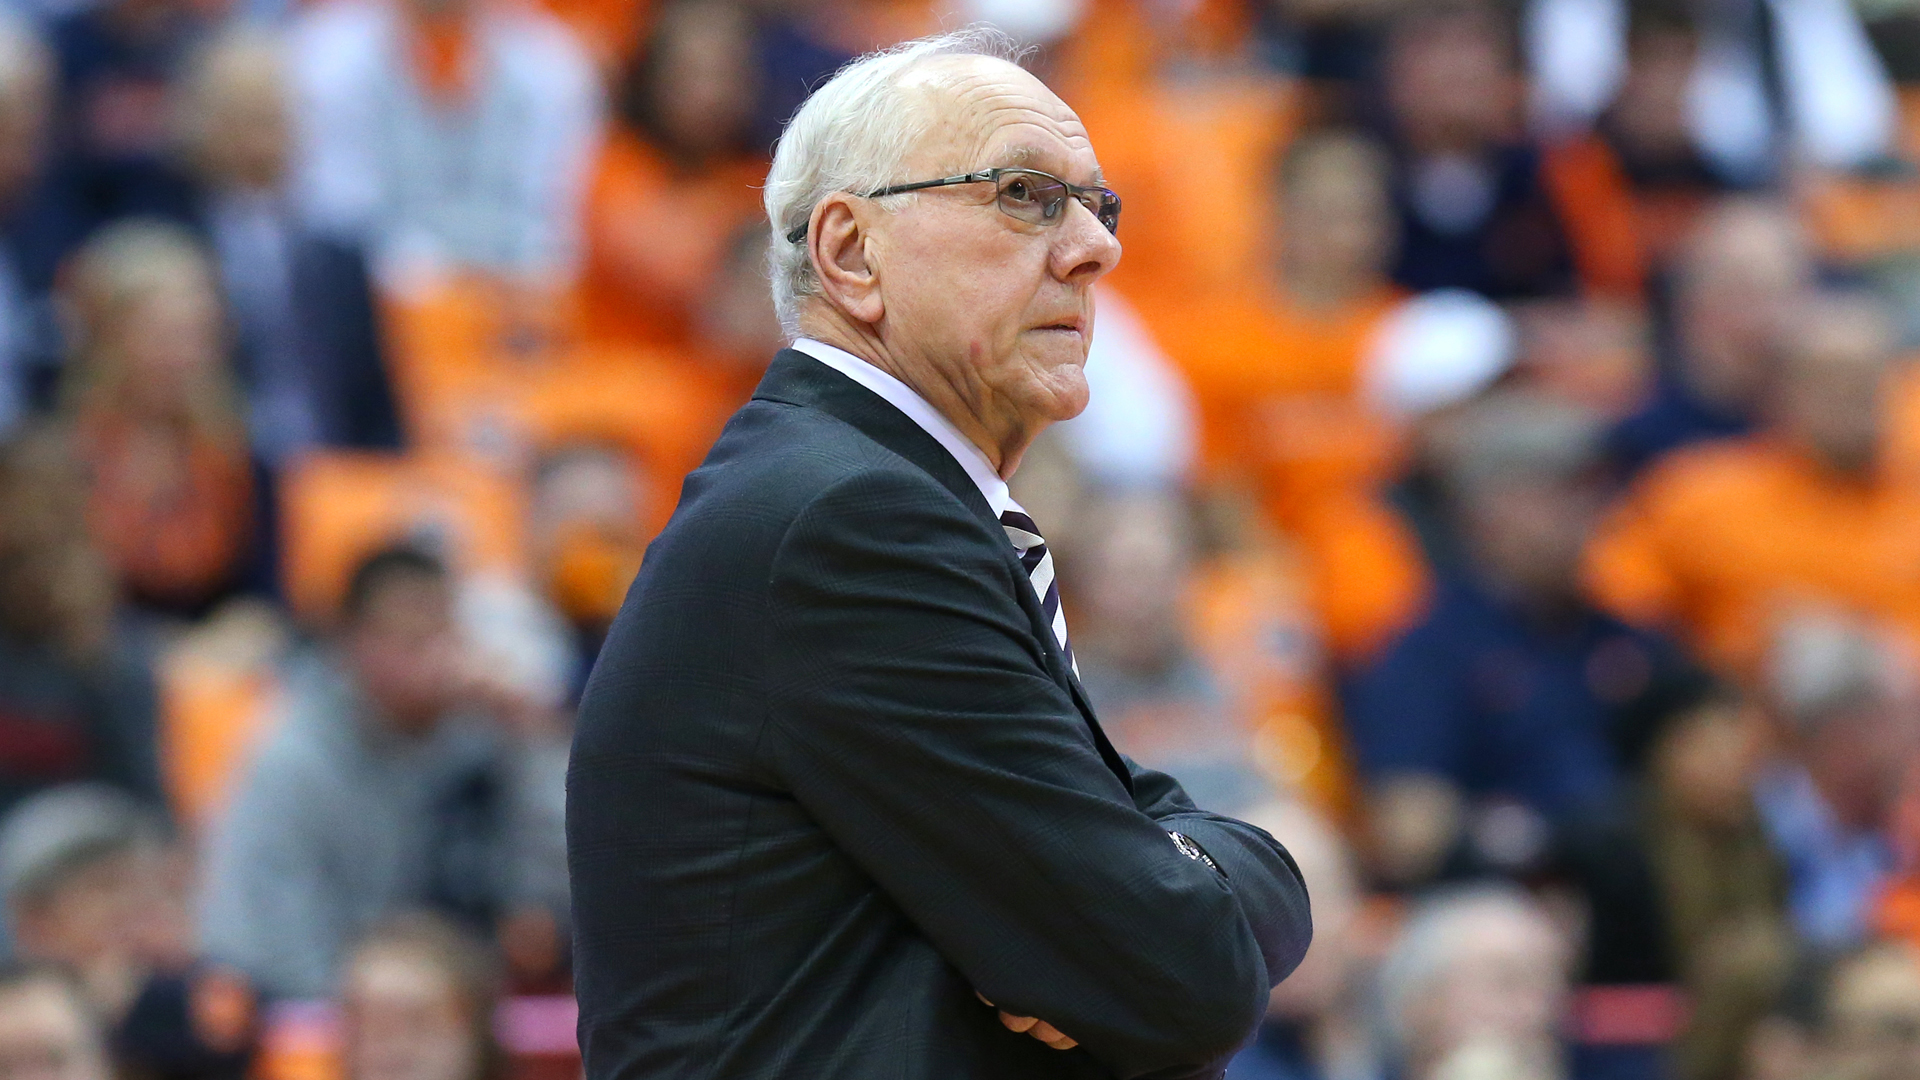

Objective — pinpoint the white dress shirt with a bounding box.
[791,337,1021,519]
[790,338,1077,665]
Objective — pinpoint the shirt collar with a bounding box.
[791,337,1017,518]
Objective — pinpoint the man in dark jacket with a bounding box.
[567,25,1312,1080]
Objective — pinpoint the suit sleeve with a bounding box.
[1123,758,1312,994]
[763,469,1308,1078]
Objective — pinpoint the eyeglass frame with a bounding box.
[782,167,1122,245]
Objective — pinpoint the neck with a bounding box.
[801,312,1034,478]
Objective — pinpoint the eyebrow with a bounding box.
[994,145,1106,187]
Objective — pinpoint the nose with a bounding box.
[1051,197,1121,285]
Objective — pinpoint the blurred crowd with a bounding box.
[3,0,1920,1079]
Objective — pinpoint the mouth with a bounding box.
[1030,320,1084,336]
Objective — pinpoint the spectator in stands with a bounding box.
[1069,490,1270,816]
[0,15,65,427]
[1590,7,1718,188]
[1587,291,1911,676]
[0,785,255,1080]
[1377,884,1574,1080]
[1264,0,1405,125]
[1607,198,1812,476]
[578,0,766,353]
[1755,613,1917,951]
[1227,800,1375,1080]
[1800,940,1920,1080]
[1348,394,1675,886]
[1643,683,1792,1080]
[1526,0,1897,185]
[1168,131,1404,432]
[1155,130,1431,662]
[199,546,569,1001]
[290,0,599,291]
[1379,2,1578,300]
[45,0,202,236]
[174,29,399,461]
[59,220,260,620]
[1583,7,1733,270]
[527,444,652,700]
[339,914,503,1080]
[0,424,161,819]
[0,964,113,1080]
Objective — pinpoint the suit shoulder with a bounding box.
[676,399,968,531]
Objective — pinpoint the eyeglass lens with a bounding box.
[994,171,1120,236]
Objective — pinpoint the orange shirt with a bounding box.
[576,129,766,352]
[1153,286,1430,660]
[79,419,253,614]
[1151,285,1402,475]
[1059,2,1299,313]
[1584,438,1920,679]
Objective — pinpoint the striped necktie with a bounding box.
[999,509,1075,672]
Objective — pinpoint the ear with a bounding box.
[809,195,885,326]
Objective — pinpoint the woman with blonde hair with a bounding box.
[61,217,257,618]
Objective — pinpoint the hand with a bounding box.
[976,993,1077,1050]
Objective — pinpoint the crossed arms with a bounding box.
[764,469,1313,1078]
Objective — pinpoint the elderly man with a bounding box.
[567,27,1312,1080]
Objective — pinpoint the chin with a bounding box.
[1038,366,1092,422]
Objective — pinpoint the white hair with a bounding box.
[1376,883,1567,1048]
[763,25,1029,338]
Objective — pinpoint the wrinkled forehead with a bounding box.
[894,55,1103,186]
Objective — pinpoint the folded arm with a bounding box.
[764,469,1310,1078]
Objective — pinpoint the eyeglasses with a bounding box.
[783,168,1122,244]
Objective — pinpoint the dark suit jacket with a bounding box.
[568,349,1312,1080]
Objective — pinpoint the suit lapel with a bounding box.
[754,350,1134,794]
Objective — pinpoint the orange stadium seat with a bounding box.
[378,278,532,425]
[278,452,530,624]
[158,646,275,833]
[406,349,730,495]
[380,278,737,515]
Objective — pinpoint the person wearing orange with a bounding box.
[525,441,655,701]
[61,220,258,620]
[1607,197,1813,477]
[575,0,765,354]
[291,0,598,289]
[1152,130,1427,662]
[1562,7,1733,278]
[1585,291,1920,681]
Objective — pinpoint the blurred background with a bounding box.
[2,0,1920,1079]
